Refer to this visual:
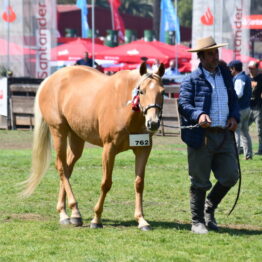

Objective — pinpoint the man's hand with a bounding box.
[226,117,238,132]
[198,114,212,128]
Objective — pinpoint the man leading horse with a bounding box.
[178,36,240,234]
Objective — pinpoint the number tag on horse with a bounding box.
[129,134,150,147]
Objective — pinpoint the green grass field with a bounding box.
[0,130,261,262]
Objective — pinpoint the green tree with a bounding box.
[57,0,74,3]
[153,0,161,40]
[119,0,153,18]
[57,0,193,29]
[177,0,192,28]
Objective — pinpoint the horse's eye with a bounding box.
[139,90,144,95]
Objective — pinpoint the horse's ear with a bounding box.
[139,62,147,75]
[156,63,165,77]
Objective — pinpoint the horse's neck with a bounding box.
[110,71,140,105]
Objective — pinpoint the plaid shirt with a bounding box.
[203,67,229,127]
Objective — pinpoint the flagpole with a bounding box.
[110,2,115,30]
[175,0,178,72]
[7,0,10,75]
[213,0,215,40]
[92,0,95,67]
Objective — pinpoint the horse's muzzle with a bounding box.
[147,119,160,132]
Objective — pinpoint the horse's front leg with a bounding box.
[90,143,116,228]
[133,147,152,231]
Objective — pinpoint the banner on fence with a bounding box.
[0,0,57,78]
[0,78,8,116]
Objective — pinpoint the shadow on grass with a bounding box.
[83,219,191,231]
[219,226,262,236]
[83,219,262,235]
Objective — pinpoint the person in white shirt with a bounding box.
[164,59,180,77]
[152,59,161,73]
[228,60,253,160]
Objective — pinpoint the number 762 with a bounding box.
[135,140,149,146]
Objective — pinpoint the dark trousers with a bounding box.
[187,129,239,190]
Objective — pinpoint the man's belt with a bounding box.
[207,127,226,133]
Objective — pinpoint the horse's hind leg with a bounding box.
[50,127,82,226]
[133,147,152,230]
[90,143,116,228]
[67,132,85,225]
[56,131,85,226]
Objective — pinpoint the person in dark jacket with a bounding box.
[75,51,100,68]
[228,60,252,160]
[248,60,262,155]
[178,36,240,234]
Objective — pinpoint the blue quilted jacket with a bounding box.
[178,64,240,148]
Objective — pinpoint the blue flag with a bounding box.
[160,0,180,44]
[76,0,89,38]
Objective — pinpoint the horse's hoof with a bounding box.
[59,218,71,225]
[140,225,152,231]
[70,217,83,227]
[90,222,103,229]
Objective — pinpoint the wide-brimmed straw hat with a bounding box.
[188,36,228,52]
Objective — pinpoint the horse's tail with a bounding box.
[20,80,51,197]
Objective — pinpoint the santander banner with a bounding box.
[191,0,251,70]
[0,78,8,117]
[0,0,56,78]
[34,1,56,78]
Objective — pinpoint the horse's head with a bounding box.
[136,62,165,133]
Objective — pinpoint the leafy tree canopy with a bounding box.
[57,0,260,29]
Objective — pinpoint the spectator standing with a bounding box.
[164,59,181,77]
[75,51,102,70]
[152,59,161,73]
[228,60,252,160]
[178,36,240,234]
[248,60,262,155]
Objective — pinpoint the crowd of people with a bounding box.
[74,51,183,78]
[228,59,262,158]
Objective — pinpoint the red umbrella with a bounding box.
[99,40,193,72]
[96,40,175,64]
[51,38,111,61]
[148,41,192,72]
[149,41,191,60]
[103,63,139,72]
[0,38,35,55]
[96,40,192,72]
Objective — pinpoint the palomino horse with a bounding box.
[22,62,165,230]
